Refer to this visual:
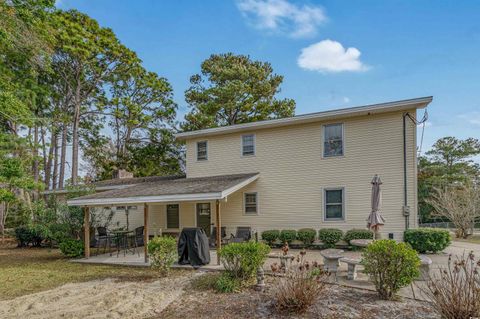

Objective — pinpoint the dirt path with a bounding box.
[0,274,195,319]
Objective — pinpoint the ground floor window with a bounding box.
[244,192,258,214]
[166,204,179,229]
[324,188,344,220]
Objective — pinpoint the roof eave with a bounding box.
[175,96,432,140]
[67,173,260,207]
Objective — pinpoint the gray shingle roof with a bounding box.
[93,175,185,187]
[68,173,259,205]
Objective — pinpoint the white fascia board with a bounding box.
[67,192,223,207]
[221,174,259,198]
[175,96,433,140]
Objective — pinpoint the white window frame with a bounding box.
[323,187,345,221]
[165,203,180,229]
[243,192,258,215]
[196,140,208,161]
[241,134,256,157]
[322,123,344,158]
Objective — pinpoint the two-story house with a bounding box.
[68,96,432,260]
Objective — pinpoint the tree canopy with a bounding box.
[182,53,295,131]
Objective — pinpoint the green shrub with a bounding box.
[297,228,316,246]
[318,228,343,248]
[404,228,451,253]
[261,230,280,246]
[344,229,374,245]
[362,239,420,300]
[48,223,72,244]
[14,224,47,247]
[279,230,297,244]
[215,273,241,293]
[219,241,270,282]
[147,236,177,276]
[59,239,85,258]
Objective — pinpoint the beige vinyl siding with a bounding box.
[185,110,418,240]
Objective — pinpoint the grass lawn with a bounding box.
[0,238,163,300]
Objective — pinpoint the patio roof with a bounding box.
[67,173,259,206]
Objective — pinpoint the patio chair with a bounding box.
[95,226,110,255]
[229,227,251,243]
[133,226,144,247]
[209,226,227,247]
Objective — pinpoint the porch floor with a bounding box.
[71,249,223,271]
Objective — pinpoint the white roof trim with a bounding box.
[67,192,223,206]
[175,96,432,140]
[67,174,259,207]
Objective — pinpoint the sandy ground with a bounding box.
[0,274,195,319]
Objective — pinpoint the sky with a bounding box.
[57,0,480,161]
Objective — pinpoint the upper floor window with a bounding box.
[324,188,344,221]
[244,192,258,214]
[242,134,255,156]
[166,204,179,229]
[197,141,208,161]
[323,124,344,157]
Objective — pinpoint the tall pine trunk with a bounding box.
[52,131,59,189]
[59,123,68,189]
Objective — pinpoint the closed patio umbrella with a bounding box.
[367,174,385,240]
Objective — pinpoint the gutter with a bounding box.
[403,113,410,230]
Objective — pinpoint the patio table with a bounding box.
[110,230,136,257]
[320,248,344,273]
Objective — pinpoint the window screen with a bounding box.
[197,141,208,160]
[244,192,258,214]
[323,124,343,157]
[242,134,255,156]
[324,189,344,220]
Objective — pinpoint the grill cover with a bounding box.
[177,228,210,267]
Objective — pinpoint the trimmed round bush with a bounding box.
[59,239,84,258]
[147,236,178,276]
[279,230,297,244]
[344,229,374,245]
[318,228,343,248]
[404,228,451,253]
[261,230,280,246]
[219,241,270,282]
[362,239,420,300]
[297,228,316,246]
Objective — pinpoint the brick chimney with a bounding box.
[112,169,134,179]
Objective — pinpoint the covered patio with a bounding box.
[67,173,260,265]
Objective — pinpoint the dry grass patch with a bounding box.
[0,240,180,300]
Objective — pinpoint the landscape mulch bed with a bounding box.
[159,275,438,319]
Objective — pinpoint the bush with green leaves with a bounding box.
[404,228,451,253]
[59,239,85,258]
[318,228,343,248]
[297,228,316,246]
[147,236,177,276]
[344,229,374,245]
[362,239,420,300]
[219,241,270,282]
[261,230,280,246]
[279,230,297,244]
[14,224,49,247]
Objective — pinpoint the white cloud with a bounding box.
[236,0,327,38]
[419,121,432,128]
[297,39,369,73]
[459,112,480,126]
[342,97,350,103]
